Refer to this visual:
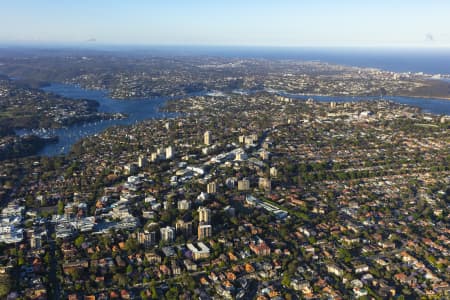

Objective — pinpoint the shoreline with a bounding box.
[275,90,450,102]
[393,94,450,101]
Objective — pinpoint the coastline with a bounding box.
[276,90,450,102]
[393,94,450,101]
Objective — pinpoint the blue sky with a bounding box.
[1,0,449,47]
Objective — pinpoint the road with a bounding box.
[45,222,61,299]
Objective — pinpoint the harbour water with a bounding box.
[25,83,450,157]
[20,83,181,156]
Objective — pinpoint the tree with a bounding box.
[126,264,133,275]
[281,272,291,287]
[74,235,85,248]
[150,286,159,300]
[18,256,25,266]
[338,248,352,263]
[113,273,128,288]
[125,238,138,253]
[0,276,10,298]
[44,252,51,265]
[165,286,179,300]
[150,280,158,300]
[181,274,196,291]
[57,200,64,215]
[140,290,149,300]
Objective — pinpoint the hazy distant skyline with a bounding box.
[1,0,450,47]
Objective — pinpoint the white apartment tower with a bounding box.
[204,131,212,145]
[160,226,175,242]
[198,206,211,224]
[206,182,216,194]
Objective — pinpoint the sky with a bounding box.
[1,0,450,47]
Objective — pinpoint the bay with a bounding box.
[19,83,183,156]
[22,83,450,157]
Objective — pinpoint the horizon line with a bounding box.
[1,41,450,50]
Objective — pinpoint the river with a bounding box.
[22,83,450,157]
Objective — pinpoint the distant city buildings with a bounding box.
[138,155,148,168]
[238,178,250,191]
[30,234,42,249]
[258,177,271,191]
[176,219,193,236]
[259,149,270,160]
[235,149,247,161]
[204,130,212,145]
[177,199,191,210]
[197,224,212,240]
[1,64,448,298]
[137,230,157,249]
[206,181,216,194]
[198,206,212,240]
[160,226,175,242]
[270,167,278,177]
[198,207,211,224]
[165,146,174,159]
[124,163,138,175]
[187,242,210,261]
[239,134,258,146]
